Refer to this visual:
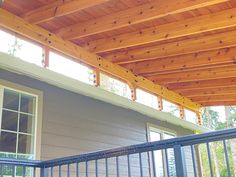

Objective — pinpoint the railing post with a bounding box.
[40,167,48,177]
[174,145,186,177]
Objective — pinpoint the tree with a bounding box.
[201,107,235,177]
[7,37,22,56]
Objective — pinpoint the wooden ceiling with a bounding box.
[1,0,236,107]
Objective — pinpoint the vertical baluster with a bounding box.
[67,164,70,177]
[223,140,231,177]
[191,145,197,177]
[76,162,79,177]
[105,158,108,177]
[165,149,170,177]
[41,167,48,177]
[59,165,61,177]
[86,161,88,177]
[33,167,36,177]
[206,143,214,177]
[139,153,143,177]
[12,165,15,177]
[127,155,131,177]
[51,167,53,177]
[116,157,119,177]
[0,164,3,177]
[22,166,26,177]
[174,145,186,177]
[95,160,98,177]
[151,151,157,177]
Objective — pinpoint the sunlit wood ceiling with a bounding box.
[1,0,236,107]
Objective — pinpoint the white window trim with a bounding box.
[147,123,176,177]
[0,79,43,160]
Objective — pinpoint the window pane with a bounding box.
[162,99,180,117]
[0,131,17,153]
[0,30,43,66]
[163,133,176,177]
[20,94,36,114]
[150,131,164,177]
[185,109,197,124]
[1,110,18,131]
[49,52,94,84]
[3,89,19,111]
[100,73,131,98]
[136,89,158,109]
[18,134,33,154]
[19,114,33,134]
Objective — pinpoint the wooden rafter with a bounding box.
[179,86,236,97]
[192,95,236,103]
[198,101,236,106]
[122,47,236,75]
[0,8,201,111]
[147,65,236,84]
[83,8,236,53]
[23,0,109,24]
[56,0,228,39]
[103,30,236,64]
[166,77,236,91]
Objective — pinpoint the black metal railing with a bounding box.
[1,128,236,177]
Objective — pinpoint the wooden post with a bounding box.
[197,112,202,125]
[93,69,100,87]
[43,46,49,68]
[158,96,163,111]
[130,84,136,101]
[179,106,185,119]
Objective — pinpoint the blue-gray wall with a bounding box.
[0,69,195,177]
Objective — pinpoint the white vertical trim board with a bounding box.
[0,86,4,132]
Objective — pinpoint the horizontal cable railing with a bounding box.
[1,128,236,177]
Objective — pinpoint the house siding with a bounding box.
[0,69,195,177]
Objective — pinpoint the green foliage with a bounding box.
[200,106,236,177]
[199,141,234,177]
[7,37,22,56]
[202,108,220,129]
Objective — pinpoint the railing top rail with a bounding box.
[41,128,236,167]
[0,158,42,167]
[0,128,235,168]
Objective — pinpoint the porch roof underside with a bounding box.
[1,0,236,109]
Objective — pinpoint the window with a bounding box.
[0,30,43,66]
[148,125,176,177]
[162,99,180,117]
[185,109,198,124]
[0,85,38,160]
[136,89,158,109]
[49,52,94,85]
[100,73,131,99]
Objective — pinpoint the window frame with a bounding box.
[0,79,43,160]
[147,123,176,177]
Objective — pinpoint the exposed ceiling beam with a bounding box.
[166,77,236,91]
[103,30,236,64]
[191,95,236,103]
[122,47,236,75]
[179,86,236,97]
[198,101,236,106]
[23,0,109,24]
[0,8,201,111]
[146,65,236,84]
[82,8,236,53]
[56,0,228,40]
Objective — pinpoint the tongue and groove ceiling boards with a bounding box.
[1,0,236,108]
